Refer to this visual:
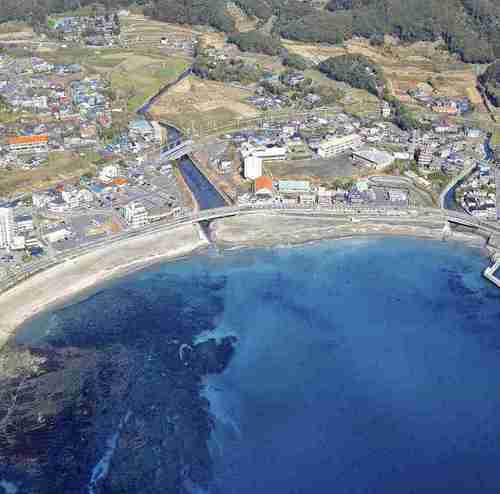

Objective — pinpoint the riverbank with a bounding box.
[0,223,208,350]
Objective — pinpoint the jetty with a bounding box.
[484,258,500,288]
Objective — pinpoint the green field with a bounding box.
[491,131,500,147]
[108,54,191,111]
[41,47,191,112]
[0,151,99,197]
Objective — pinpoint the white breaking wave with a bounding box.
[87,410,132,494]
[0,480,19,494]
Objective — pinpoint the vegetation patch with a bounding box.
[319,54,386,97]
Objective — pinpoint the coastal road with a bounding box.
[1,203,495,295]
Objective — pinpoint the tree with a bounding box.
[319,54,386,97]
[283,53,308,70]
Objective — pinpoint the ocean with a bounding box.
[2,237,500,493]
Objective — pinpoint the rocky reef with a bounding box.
[0,278,236,494]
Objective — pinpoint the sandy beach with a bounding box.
[0,223,208,350]
[0,212,489,350]
[211,212,489,250]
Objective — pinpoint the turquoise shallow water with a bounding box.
[6,237,500,493]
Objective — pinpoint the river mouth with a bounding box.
[1,237,499,493]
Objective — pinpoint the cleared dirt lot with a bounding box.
[149,76,260,132]
[264,155,367,180]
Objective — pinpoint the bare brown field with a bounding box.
[284,37,485,109]
[149,76,259,132]
[225,2,259,32]
[198,32,227,50]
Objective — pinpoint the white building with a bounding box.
[352,147,395,170]
[240,143,286,161]
[244,155,263,180]
[121,201,149,228]
[317,134,361,158]
[44,227,71,244]
[0,208,14,248]
[99,164,119,183]
[381,101,391,118]
[61,189,80,208]
[32,192,51,209]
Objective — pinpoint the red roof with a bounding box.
[8,135,48,145]
[254,176,273,193]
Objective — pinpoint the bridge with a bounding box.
[160,139,194,161]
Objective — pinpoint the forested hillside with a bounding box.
[480,60,500,106]
[2,0,500,65]
[145,0,500,63]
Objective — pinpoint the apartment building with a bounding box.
[317,134,361,158]
[0,208,14,248]
[8,135,49,154]
[244,155,263,180]
[121,201,149,228]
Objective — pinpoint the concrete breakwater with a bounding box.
[484,257,500,288]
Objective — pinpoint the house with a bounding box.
[381,101,391,118]
[128,119,153,139]
[253,176,274,197]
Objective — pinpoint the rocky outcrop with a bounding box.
[0,329,237,493]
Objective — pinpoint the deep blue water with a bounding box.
[178,157,226,210]
[9,237,500,493]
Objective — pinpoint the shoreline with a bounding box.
[0,223,209,350]
[0,213,493,350]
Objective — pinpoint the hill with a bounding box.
[480,60,500,107]
[2,0,500,65]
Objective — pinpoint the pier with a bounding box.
[483,257,500,288]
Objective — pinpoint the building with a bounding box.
[496,166,500,220]
[15,215,34,234]
[244,155,263,180]
[352,147,395,170]
[254,176,274,197]
[418,146,433,168]
[299,193,316,206]
[381,101,391,118]
[121,201,149,228]
[128,119,153,139]
[240,143,286,161]
[8,135,49,155]
[0,208,14,248]
[44,227,71,243]
[317,187,333,207]
[99,164,119,182]
[278,180,311,195]
[32,192,51,209]
[317,134,361,158]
